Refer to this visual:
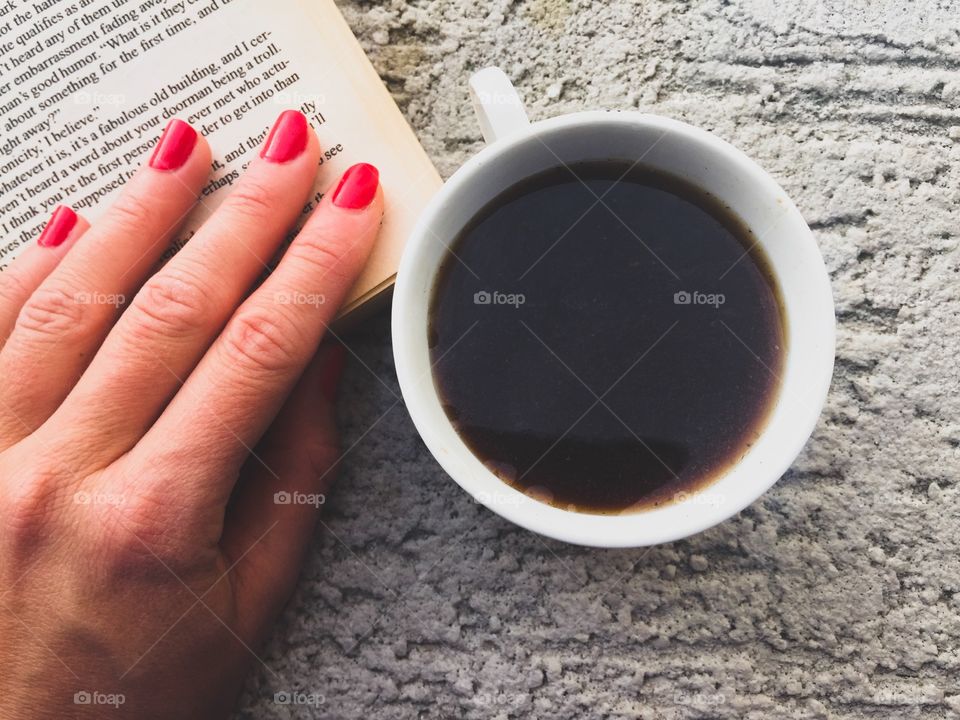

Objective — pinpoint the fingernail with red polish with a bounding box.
[149,119,198,171]
[331,163,379,210]
[260,110,308,163]
[320,344,348,403]
[38,206,78,248]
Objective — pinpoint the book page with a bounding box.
[0,0,442,315]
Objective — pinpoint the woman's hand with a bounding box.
[0,111,382,718]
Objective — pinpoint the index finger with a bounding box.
[126,163,382,510]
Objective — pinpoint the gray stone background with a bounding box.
[238,1,960,717]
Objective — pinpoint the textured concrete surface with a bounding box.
[237,1,960,717]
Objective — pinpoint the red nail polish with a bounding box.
[320,344,347,402]
[37,206,78,248]
[149,119,198,171]
[331,163,379,210]
[260,110,308,163]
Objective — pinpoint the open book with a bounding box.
[0,0,441,320]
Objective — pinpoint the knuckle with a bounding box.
[0,467,63,550]
[97,500,175,565]
[85,462,215,575]
[128,268,215,341]
[15,285,87,339]
[285,233,354,286]
[0,269,32,309]
[220,307,301,376]
[222,178,277,221]
[104,190,155,236]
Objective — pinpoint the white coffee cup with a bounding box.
[392,67,834,548]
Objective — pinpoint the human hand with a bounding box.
[0,111,382,718]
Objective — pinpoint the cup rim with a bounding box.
[392,110,835,547]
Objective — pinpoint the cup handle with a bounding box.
[469,67,530,145]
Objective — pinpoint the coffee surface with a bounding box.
[429,161,785,514]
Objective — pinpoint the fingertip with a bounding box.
[142,119,211,191]
[193,130,213,169]
[36,206,75,247]
[373,182,386,217]
[304,122,322,165]
[148,118,199,171]
[259,109,319,165]
[37,206,86,249]
[330,162,380,211]
[73,212,91,236]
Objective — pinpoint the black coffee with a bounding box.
[429,161,785,515]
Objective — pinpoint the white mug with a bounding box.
[392,67,835,548]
